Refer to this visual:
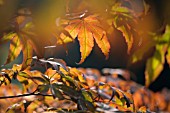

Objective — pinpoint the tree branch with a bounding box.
[0,93,53,99]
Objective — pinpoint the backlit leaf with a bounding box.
[110,3,137,54]
[167,46,170,67]
[58,33,73,44]
[145,44,168,87]
[58,19,82,44]
[60,15,110,64]
[162,26,170,67]
[130,40,155,63]
[0,32,17,44]
[111,3,131,14]
[82,90,93,102]
[5,35,23,65]
[90,23,110,59]
[78,21,94,64]
[12,64,22,72]
[21,40,33,70]
[117,25,133,54]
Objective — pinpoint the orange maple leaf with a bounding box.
[59,15,111,64]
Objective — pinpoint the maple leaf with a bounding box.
[109,3,137,54]
[117,25,134,53]
[21,39,33,70]
[5,34,22,65]
[1,16,36,69]
[59,15,110,64]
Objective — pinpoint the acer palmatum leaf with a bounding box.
[60,15,110,64]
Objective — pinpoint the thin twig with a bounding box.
[0,93,53,99]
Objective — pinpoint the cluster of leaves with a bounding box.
[1,61,170,112]
[0,58,138,113]
[0,0,161,86]
[0,0,147,66]
[0,0,170,112]
[79,68,170,112]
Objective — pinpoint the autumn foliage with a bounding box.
[0,0,170,112]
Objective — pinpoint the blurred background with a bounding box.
[0,0,170,92]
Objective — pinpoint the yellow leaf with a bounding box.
[58,33,74,44]
[117,25,133,54]
[166,46,170,67]
[0,32,17,44]
[58,19,81,44]
[78,21,94,64]
[12,64,22,72]
[110,4,136,54]
[22,40,33,70]
[5,35,22,65]
[91,26,110,58]
[65,19,82,39]
[145,44,168,87]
